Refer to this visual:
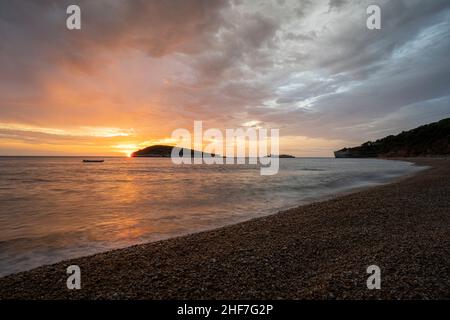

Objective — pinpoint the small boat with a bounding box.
[82,159,104,163]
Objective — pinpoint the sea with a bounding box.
[0,157,424,276]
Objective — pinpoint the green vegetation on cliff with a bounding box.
[334,118,450,158]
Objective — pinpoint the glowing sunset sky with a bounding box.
[0,0,449,156]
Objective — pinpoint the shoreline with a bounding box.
[0,158,423,278]
[1,157,449,299]
[0,158,422,278]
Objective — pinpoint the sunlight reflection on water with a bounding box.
[0,156,423,276]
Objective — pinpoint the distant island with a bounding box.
[131,145,295,159]
[334,118,450,158]
[131,145,215,158]
[269,154,295,158]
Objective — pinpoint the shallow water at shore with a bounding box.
[0,157,423,276]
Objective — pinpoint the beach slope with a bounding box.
[1,158,449,299]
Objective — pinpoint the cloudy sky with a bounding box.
[0,0,449,156]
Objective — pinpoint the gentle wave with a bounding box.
[0,157,424,276]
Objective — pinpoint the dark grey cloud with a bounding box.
[0,0,228,80]
[328,0,348,11]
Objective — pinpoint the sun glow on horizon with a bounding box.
[112,144,139,157]
[0,122,134,138]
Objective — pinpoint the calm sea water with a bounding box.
[0,157,423,276]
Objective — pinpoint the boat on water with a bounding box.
[82,159,104,163]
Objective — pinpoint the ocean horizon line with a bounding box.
[0,155,336,159]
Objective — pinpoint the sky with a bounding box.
[0,0,449,156]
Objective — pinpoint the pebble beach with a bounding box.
[1,158,449,299]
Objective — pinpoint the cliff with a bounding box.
[334,118,450,158]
